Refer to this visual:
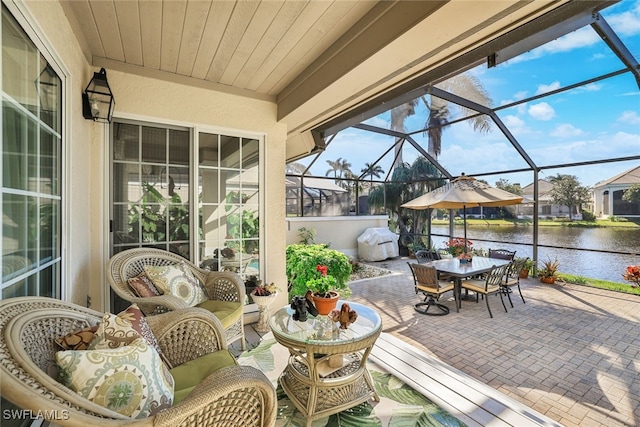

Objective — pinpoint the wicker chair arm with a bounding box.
[154,365,277,427]
[146,308,227,367]
[124,295,190,316]
[201,271,245,303]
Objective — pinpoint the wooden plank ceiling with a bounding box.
[60,0,577,155]
[61,0,378,98]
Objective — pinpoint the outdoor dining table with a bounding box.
[428,256,512,311]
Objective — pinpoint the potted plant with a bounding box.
[305,264,343,314]
[250,281,279,332]
[539,257,559,284]
[445,237,473,258]
[518,258,535,278]
[622,265,640,288]
[286,244,352,315]
[458,252,473,264]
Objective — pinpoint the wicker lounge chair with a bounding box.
[107,248,245,350]
[0,297,276,427]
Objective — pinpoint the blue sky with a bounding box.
[300,0,640,189]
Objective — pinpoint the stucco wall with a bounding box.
[16,0,288,312]
[111,71,289,310]
[286,216,391,259]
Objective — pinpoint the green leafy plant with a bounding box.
[225,191,259,253]
[297,227,317,245]
[286,244,352,298]
[517,257,535,274]
[304,264,338,297]
[128,182,192,243]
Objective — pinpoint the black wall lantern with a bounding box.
[82,68,115,122]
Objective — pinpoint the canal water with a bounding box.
[428,224,640,283]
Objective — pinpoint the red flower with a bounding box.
[316,264,328,277]
[445,238,473,256]
[623,265,640,288]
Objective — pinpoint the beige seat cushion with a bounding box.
[196,300,243,329]
[169,350,237,405]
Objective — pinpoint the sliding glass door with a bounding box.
[110,120,262,306]
[1,5,63,300]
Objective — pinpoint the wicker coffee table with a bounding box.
[270,301,382,426]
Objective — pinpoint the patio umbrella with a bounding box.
[401,174,523,247]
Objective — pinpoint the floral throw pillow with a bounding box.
[56,338,174,418]
[127,273,161,297]
[143,262,207,307]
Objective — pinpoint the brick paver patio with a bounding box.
[347,257,640,427]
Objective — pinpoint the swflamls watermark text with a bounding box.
[2,409,70,420]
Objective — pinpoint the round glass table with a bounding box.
[269,301,382,426]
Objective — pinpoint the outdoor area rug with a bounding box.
[238,333,466,427]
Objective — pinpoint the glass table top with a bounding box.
[270,301,381,345]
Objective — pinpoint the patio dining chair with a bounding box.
[414,249,440,263]
[407,263,456,315]
[107,248,246,350]
[488,248,517,260]
[500,257,528,307]
[460,264,509,318]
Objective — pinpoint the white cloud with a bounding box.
[363,116,389,128]
[499,114,540,138]
[549,124,584,138]
[528,102,555,120]
[617,110,640,125]
[538,27,601,54]
[607,2,640,36]
[503,115,526,128]
[536,81,561,95]
[577,83,602,92]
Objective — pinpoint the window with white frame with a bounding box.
[1,5,63,300]
[110,120,262,306]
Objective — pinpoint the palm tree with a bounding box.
[361,163,384,181]
[422,73,493,157]
[325,158,342,178]
[325,157,352,180]
[408,158,445,245]
[389,72,493,160]
[338,158,352,178]
[389,102,416,169]
[361,163,384,194]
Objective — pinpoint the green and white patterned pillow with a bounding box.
[56,338,174,418]
[144,262,207,307]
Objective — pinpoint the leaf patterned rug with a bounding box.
[238,333,466,427]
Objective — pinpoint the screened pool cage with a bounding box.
[285,1,640,264]
[286,0,640,221]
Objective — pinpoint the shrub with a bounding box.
[581,209,596,221]
[286,244,352,298]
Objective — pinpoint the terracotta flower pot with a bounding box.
[519,270,529,279]
[312,291,340,315]
[540,277,555,284]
